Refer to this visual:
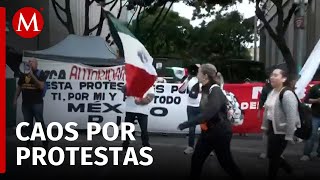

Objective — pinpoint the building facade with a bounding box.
[3,0,133,52]
[259,0,320,69]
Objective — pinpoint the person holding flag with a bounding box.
[106,12,157,149]
[120,85,155,149]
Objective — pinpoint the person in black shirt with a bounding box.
[258,79,273,159]
[178,63,243,179]
[13,58,49,149]
[301,83,320,161]
[259,79,273,111]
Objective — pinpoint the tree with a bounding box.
[52,0,75,34]
[131,8,193,58]
[51,0,177,46]
[186,0,299,76]
[132,9,253,62]
[189,11,254,62]
[255,0,297,75]
[50,0,255,64]
[51,0,127,43]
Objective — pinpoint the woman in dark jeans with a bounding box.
[178,63,243,179]
[262,68,301,179]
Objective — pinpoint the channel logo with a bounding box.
[12,7,44,38]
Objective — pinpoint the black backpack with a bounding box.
[279,88,312,140]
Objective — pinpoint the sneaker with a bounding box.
[296,138,303,143]
[259,153,267,159]
[300,155,311,161]
[184,147,194,154]
[210,151,215,156]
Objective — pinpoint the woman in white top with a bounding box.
[179,64,202,154]
[262,68,301,180]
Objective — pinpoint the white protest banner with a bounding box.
[16,59,194,133]
[16,59,125,128]
[17,60,283,134]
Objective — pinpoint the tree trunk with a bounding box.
[274,36,297,75]
[83,0,91,35]
[65,0,75,34]
[255,0,298,78]
[95,8,105,36]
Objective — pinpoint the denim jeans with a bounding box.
[122,112,150,149]
[187,106,201,147]
[303,116,320,156]
[21,103,48,145]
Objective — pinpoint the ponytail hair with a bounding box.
[200,63,224,86]
[216,72,224,87]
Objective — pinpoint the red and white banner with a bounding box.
[225,83,264,133]
[225,82,319,134]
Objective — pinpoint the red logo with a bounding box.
[12,7,44,38]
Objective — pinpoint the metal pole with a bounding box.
[254,15,258,61]
[296,0,305,73]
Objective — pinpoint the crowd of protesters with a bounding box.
[15,59,319,179]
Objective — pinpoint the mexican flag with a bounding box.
[106,12,157,98]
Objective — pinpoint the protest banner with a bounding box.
[17,60,317,133]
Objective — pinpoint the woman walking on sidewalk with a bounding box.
[178,63,243,179]
[262,68,301,180]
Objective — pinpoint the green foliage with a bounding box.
[190,11,254,61]
[182,0,243,20]
[131,9,193,58]
[187,0,298,75]
[131,9,254,62]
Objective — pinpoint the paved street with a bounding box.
[1,130,320,179]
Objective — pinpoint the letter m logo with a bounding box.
[17,12,40,32]
[12,7,44,38]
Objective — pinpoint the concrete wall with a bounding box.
[306,0,320,56]
[3,0,133,52]
[259,0,320,69]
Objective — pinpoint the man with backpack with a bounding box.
[300,83,320,161]
[13,58,49,149]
